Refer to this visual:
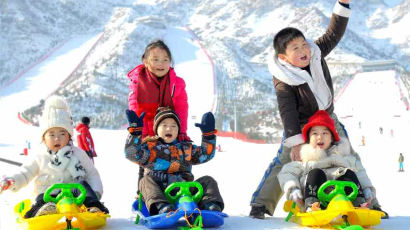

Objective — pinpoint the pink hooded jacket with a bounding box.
[127,64,189,137]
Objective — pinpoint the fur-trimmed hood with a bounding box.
[299,137,351,162]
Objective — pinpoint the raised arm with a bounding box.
[124,109,184,172]
[124,109,150,165]
[315,0,351,57]
[188,112,217,164]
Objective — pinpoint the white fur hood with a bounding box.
[299,137,351,162]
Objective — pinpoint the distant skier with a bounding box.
[217,144,223,152]
[399,153,404,172]
[361,135,366,146]
[76,116,97,163]
[379,127,383,135]
[21,140,31,156]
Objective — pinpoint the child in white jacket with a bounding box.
[278,110,375,211]
[0,96,109,218]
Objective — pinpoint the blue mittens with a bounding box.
[126,109,145,135]
[195,112,217,139]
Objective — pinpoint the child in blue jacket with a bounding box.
[124,107,224,215]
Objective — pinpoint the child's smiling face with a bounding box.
[279,36,311,68]
[43,127,70,152]
[157,118,179,143]
[308,125,332,150]
[144,47,171,78]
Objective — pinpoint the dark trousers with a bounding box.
[139,175,224,215]
[305,168,365,205]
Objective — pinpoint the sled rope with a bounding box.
[182,208,203,229]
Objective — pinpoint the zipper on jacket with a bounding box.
[171,84,175,98]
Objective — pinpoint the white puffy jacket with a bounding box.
[7,143,103,199]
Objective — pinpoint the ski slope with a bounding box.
[1,29,410,229]
[0,33,103,156]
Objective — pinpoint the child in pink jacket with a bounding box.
[127,39,190,142]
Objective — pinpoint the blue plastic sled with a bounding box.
[132,182,228,229]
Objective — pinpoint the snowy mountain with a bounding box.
[1,0,409,142]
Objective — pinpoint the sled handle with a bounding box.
[43,183,87,206]
[164,182,203,204]
[318,180,358,204]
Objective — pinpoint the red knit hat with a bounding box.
[302,110,340,142]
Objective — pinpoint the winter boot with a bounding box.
[304,197,321,212]
[352,196,366,207]
[34,202,57,217]
[203,202,222,212]
[24,201,45,218]
[85,200,109,214]
[156,202,174,214]
[249,205,266,219]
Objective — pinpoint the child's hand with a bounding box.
[0,178,14,194]
[125,109,145,135]
[289,188,303,203]
[195,112,216,138]
[289,188,304,211]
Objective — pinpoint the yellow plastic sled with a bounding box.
[14,183,110,230]
[284,180,385,229]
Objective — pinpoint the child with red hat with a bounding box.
[278,110,376,211]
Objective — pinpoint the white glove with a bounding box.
[363,187,374,201]
[289,188,303,203]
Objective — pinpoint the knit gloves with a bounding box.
[195,112,217,139]
[126,109,145,135]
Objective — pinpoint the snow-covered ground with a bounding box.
[1,29,410,229]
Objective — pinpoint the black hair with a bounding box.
[273,27,305,57]
[81,116,90,125]
[306,127,335,145]
[141,39,173,63]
